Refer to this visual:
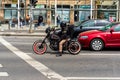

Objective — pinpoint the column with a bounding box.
[47,4,51,25]
[70,5,74,24]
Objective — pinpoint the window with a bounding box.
[96,20,109,26]
[4,4,11,19]
[33,4,47,21]
[81,20,95,29]
[51,5,70,23]
[4,10,11,19]
[114,25,120,32]
[4,4,17,19]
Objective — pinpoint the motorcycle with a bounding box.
[32,27,81,55]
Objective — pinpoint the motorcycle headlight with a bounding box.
[80,36,88,39]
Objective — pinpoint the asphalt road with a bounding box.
[0,36,120,80]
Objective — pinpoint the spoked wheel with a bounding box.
[90,38,104,51]
[68,41,81,55]
[32,40,47,55]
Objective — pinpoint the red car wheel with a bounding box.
[90,38,104,51]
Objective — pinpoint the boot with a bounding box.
[56,52,62,57]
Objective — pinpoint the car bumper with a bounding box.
[78,38,90,48]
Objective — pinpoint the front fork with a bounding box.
[39,33,49,47]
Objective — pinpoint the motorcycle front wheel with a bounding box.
[32,40,47,55]
[68,41,81,55]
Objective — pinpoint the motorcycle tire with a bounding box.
[68,41,81,55]
[32,40,47,55]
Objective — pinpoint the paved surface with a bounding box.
[1,36,120,80]
[0,24,52,36]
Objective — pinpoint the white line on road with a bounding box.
[0,37,67,80]
[0,64,3,67]
[0,72,9,76]
[0,64,9,76]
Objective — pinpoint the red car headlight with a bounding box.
[80,36,88,39]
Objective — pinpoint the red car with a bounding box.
[78,23,120,51]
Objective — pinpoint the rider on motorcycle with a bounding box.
[56,21,69,57]
[33,21,81,55]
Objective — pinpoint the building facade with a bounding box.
[0,0,120,25]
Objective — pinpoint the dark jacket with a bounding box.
[61,27,68,39]
[38,15,43,23]
[57,16,60,23]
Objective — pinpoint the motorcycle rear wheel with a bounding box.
[68,41,81,55]
[32,40,47,55]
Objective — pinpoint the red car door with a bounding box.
[108,25,120,46]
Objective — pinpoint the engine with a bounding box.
[49,30,61,50]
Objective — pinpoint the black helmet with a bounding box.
[60,21,66,29]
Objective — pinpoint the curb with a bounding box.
[0,27,47,36]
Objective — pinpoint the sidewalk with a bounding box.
[0,24,50,36]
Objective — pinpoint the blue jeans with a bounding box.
[57,21,60,26]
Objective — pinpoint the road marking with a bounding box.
[0,37,67,80]
[66,77,120,80]
[0,72,9,76]
[0,64,3,67]
[0,64,9,76]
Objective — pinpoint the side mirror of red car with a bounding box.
[110,29,114,34]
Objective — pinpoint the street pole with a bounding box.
[18,0,20,30]
[90,0,93,19]
[25,0,27,25]
[29,4,33,33]
[55,0,57,26]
